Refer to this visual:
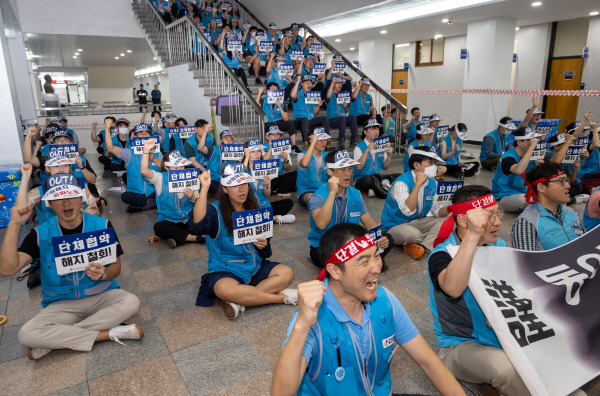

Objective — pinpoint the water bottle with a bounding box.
[120,179,126,193]
[459,167,465,180]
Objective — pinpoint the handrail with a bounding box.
[227,0,269,32]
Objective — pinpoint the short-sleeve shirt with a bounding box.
[308,188,368,222]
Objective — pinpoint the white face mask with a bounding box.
[423,164,437,178]
[118,127,128,135]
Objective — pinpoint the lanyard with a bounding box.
[346,321,376,396]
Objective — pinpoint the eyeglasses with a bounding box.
[547,178,569,186]
[488,210,503,223]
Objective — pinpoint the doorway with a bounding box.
[545,57,584,132]
[391,70,408,119]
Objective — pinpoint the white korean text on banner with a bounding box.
[434,181,464,205]
[232,207,274,245]
[53,228,117,276]
[259,40,274,53]
[305,91,321,105]
[178,126,195,139]
[336,91,350,104]
[374,136,390,152]
[563,145,585,164]
[436,125,449,141]
[463,227,600,396]
[109,127,118,138]
[309,43,323,54]
[530,141,548,162]
[131,136,160,154]
[227,40,242,52]
[168,168,200,192]
[251,159,279,180]
[289,50,304,61]
[333,62,346,74]
[221,144,245,160]
[368,224,385,253]
[312,63,326,76]
[49,144,79,161]
[278,63,294,77]
[248,138,261,148]
[578,136,589,146]
[271,138,291,155]
[267,90,284,104]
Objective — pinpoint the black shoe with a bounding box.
[292,145,302,154]
[126,205,144,213]
[255,78,262,84]
[196,235,206,244]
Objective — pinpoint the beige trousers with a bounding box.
[387,216,444,251]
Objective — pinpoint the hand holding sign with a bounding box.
[74,156,83,168]
[143,138,156,153]
[85,262,106,281]
[253,237,267,250]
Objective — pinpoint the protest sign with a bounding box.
[130,136,160,154]
[168,168,200,192]
[289,50,304,61]
[374,136,390,152]
[309,43,323,54]
[267,90,284,104]
[305,91,321,105]
[530,141,548,162]
[278,63,294,77]
[336,91,350,104]
[270,138,291,155]
[312,63,326,75]
[48,144,78,161]
[259,40,274,53]
[52,228,117,276]
[178,126,195,139]
[333,62,346,74]
[232,207,274,244]
[227,39,242,52]
[251,159,279,180]
[221,144,245,160]
[434,181,464,205]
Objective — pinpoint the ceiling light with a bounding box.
[531,2,542,6]
[349,47,355,50]
[515,27,520,31]
[74,52,79,55]
[514,40,518,43]
[442,18,448,23]
[590,11,599,16]
[121,53,125,56]
[380,30,387,34]
[395,43,409,47]
[153,57,157,60]
[368,13,376,17]
[72,56,77,59]
[127,49,132,53]
[335,38,341,42]
[434,34,443,39]
[115,56,119,59]
[77,49,83,51]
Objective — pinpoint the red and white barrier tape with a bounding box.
[382,88,600,96]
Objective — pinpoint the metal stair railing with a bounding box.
[132,0,266,140]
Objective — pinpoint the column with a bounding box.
[460,18,516,141]
[358,38,394,90]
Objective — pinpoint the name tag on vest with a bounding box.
[382,335,394,349]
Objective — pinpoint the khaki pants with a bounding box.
[498,194,528,213]
[18,289,140,352]
[387,216,444,251]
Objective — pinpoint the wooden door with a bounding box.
[391,70,408,119]
[545,58,584,132]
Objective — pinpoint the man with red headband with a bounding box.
[428,185,531,394]
[272,223,465,395]
[511,162,585,251]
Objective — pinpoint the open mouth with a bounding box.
[63,209,74,217]
[366,278,378,291]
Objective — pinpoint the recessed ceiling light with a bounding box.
[395,43,409,47]
[514,40,518,43]
[531,2,542,6]
[77,49,83,51]
[442,18,448,23]
[120,53,125,56]
[434,34,443,39]
[153,57,157,60]
[74,52,79,55]
[335,38,341,42]
[515,27,520,31]
[590,11,599,16]
[115,57,119,59]
[127,50,132,53]
[349,47,355,50]
[72,56,77,59]
[380,30,387,34]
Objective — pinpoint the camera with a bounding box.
[447,18,453,25]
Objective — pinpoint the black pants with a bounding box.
[139,102,147,112]
[328,116,358,141]
[356,114,372,128]
[109,162,127,184]
[354,173,401,198]
[271,171,297,194]
[152,100,162,112]
[271,199,294,217]
[154,221,189,245]
[234,68,248,88]
[121,191,154,207]
[445,163,480,178]
[309,232,394,269]
[569,182,583,198]
[294,116,329,143]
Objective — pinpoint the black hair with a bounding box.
[547,134,562,150]
[525,162,568,195]
[104,116,116,123]
[408,145,432,170]
[266,82,279,90]
[410,107,420,114]
[450,123,467,133]
[451,185,493,225]
[175,117,187,126]
[194,119,209,128]
[319,223,366,279]
[512,126,530,147]
[324,150,339,165]
[140,84,144,87]
[151,110,161,117]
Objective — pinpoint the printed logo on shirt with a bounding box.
[350,212,361,217]
[382,335,394,349]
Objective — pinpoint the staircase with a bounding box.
[131,0,265,140]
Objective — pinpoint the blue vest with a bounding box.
[220,47,241,69]
[264,143,285,174]
[126,148,160,195]
[441,134,461,165]
[584,200,600,231]
[297,151,329,196]
[111,134,129,164]
[298,286,395,396]
[205,146,236,181]
[293,90,315,120]
[382,118,395,136]
[39,155,88,191]
[353,140,385,182]
[262,99,283,122]
[266,67,287,89]
[307,186,363,247]
[349,92,371,116]
[162,128,184,155]
[186,134,214,168]
[519,204,585,250]
[206,202,262,283]
[479,129,506,162]
[326,93,345,119]
[428,232,503,348]
[156,172,195,223]
[579,148,599,179]
[381,172,437,232]
[250,179,270,208]
[406,122,420,142]
[491,148,529,198]
[403,140,430,173]
[37,213,119,308]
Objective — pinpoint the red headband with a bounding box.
[433,194,497,247]
[521,172,565,204]
[317,234,376,281]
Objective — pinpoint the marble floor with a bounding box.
[0,144,598,395]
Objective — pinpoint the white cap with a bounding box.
[164,151,192,167]
[327,150,361,169]
[410,149,446,164]
[42,174,86,201]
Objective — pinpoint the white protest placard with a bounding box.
[336,91,350,104]
[267,90,284,104]
[278,63,294,77]
[563,145,585,164]
[251,159,279,180]
[374,136,390,152]
[270,138,291,155]
[289,50,304,61]
[421,116,430,128]
[167,168,200,192]
[232,207,274,245]
[309,43,323,54]
[178,126,195,139]
[530,141,548,162]
[578,136,589,146]
[259,40,274,53]
[434,181,464,205]
[227,39,242,52]
[466,227,600,396]
[436,125,449,141]
[108,127,118,138]
[368,224,385,253]
[221,144,245,160]
[130,136,160,154]
[48,144,79,161]
[305,91,321,105]
[332,62,346,74]
[52,228,117,276]
[312,63,326,75]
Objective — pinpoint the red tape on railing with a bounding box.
[380,88,600,96]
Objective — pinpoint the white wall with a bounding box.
[554,18,589,57]
[134,73,171,104]
[87,66,136,102]
[578,17,600,120]
[358,38,394,90]
[407,35,466,128]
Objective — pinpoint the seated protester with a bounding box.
[263,125,297,194]
[266,22,280,45]
[57,115,85,155]
[308,150,392,268]
[403,107,421,144]
[197,129,240,194]
[266,52,292,97]
[139,139,206,249]
[256,84,300,153]
[242,26,262,83]
[479,116,516,171]
[206,19,222,48]
[325,76,358,149]
[518,96,543,131]
[289,22,302,50]
[428,113,443,147]
[104,121,161,213]
[184,119,213,171]
[16,161,99,225]
[511,162,585,251]
[241,144,295,224]
[439,123,480,178]
[379,104,396,137]
[217,27,250,90]
[275,32,295,69]
[272,223,464,396]
[160,115,181,154]
[170,0,186,20]
[175,117,192,145]
[301,34,321,63]
[491,126,542,213]
[382,148,449,260]
[349,78,376,128]
[353,119,398,199]
[229,18,242,40]
[248,30,269,84]
[291,75,330,146]
[576,121,600,192]
[584,186,600,231]
[545,133,584,202]
[297,129,330,207]
[324,55,352,93]
[427,185,530,395]
[296,54,325,93]
[92,117,131,179]
[91,117,117,169]
[188,168,297,319]
[0,177,142,361]
[404,124,433,173]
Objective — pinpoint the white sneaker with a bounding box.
[108,323,144,345]
[276,214,296,224]
[28,347,52,360]
[381,179,391,192]
[282,288,298,305]
[368,189,375,198]
[574,194,590,204]
[219,300,245,319]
